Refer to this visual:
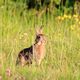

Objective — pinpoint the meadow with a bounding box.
[0,1,80,80]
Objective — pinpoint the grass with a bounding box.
[0,2,80,80]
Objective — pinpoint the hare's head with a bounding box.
[35,26,46,45]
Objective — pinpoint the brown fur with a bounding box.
[16,27,46,66]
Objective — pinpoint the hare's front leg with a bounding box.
[20,56,26,66]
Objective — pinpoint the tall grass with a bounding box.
[0,1,80,80]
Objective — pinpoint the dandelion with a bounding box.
[6,68,12,77]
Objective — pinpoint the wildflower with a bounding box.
[56,16,65,21]
[75,18,79,22]
[57,16,61,20]
[61,17,64,20]
[64,14,68,19]
[71,25,75,31]
[73,14,78,18]
[68,15,71,19]
[6,68,11,77]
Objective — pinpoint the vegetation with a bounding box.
[0,0,80,80]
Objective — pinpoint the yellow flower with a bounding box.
[64,14,68,18]
[75,18,79,22]
[73,14,78,18]
[68,15,71,19]
[71,25,75,31]
[57,16,61,20]
[61,17,64,20]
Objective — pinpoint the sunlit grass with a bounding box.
[0,2,80,80]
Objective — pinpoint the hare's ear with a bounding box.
[36,25,43,35]
[39,25,43,34]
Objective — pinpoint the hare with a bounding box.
[16,27,46,66]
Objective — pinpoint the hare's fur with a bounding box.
[16,27,46,66]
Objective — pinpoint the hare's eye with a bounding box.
[37,36,40,39]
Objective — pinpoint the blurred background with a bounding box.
[0,0,80,16]
[0,0,80,80]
